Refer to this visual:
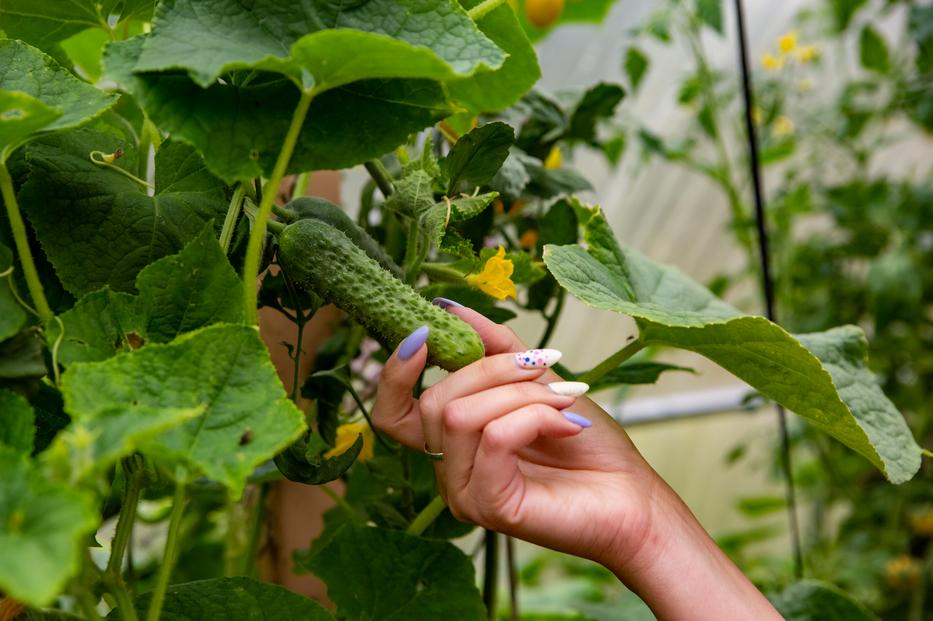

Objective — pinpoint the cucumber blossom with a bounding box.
[277,218,485,371]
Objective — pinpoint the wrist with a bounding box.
[601,476,781,621]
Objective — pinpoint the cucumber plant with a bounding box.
[0,0,922,619]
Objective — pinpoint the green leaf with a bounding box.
[0,446,98,605]
[300,524,485,620]
[566,83,625,144]
[0,389,34,454]
[859,26,890,74]
[0,1,153,59]
[47,224,245,366]
[0,39,115,161]
[448,0,541,112]
[275,434,363,486]
[19,130,229,296]
[696,0,724,34]
[623,48,649,91]
[518,152,593,198]
[829,0,867,32]
[113,576,336,620]
[386,170,437,217]
[61,324,307,496]
[542,204,922,483]
[0,330,46,381]
[0,243,27,341]
[488,151,531,199]
[42,405,203,483]
[585,361,694,392]
[106,36,452,182]
[135,0,504,90]
[770,580,879,621]
[442,122,516,193]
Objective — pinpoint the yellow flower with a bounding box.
[761,53,784,71]
[467,246,517,300]
[778,30,797,54]
[544,145,562,169]
[798,78,814,92]
[886,555,922,591]
[773,115,795,138]
[324,420,374,462]
[751,105,763,125]
[795,45,819,63]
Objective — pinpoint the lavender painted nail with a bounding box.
[398,325,429,360]
[562,411,592,428]
[432,297,463,309]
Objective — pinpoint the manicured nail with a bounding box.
[432,297,463,309]
[563,411,592,428]
[398,325,429,360]
[548,381,589,397]
[514,349,562,369]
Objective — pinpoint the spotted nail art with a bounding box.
[514,348,562,369]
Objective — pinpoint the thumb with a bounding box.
[372,325,429,449]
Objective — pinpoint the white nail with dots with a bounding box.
[547,381,589,397]
[514,349,562,369]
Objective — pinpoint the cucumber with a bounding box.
[275,197,404,279]
[277,218,485,371]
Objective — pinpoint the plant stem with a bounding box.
[421,262,467,283]
[241,483,269,578]
[577,339,646,386]
[483,531,498,619]
[102,573,139,621]
[536,288,565,350]
[106,458,142,576]
[219,183,247,255]
[363,160,394,198]
[242,89,314,325]
[0,161,52,323]
[406,495,447,536]
[468,0,507,21]
[403,216,423,284]
[146,479,187,621]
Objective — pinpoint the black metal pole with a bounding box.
[483,530,498,619]
[731,0,803,579]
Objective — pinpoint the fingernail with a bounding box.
[398,325,429,360]
[432,297,463,309]
[548,381,589,398]
[514,349,562,369]
[563,411,592,428]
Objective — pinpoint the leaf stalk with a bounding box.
[0,161,52,323]
[577,339,646,386]
[242,89,315,325]
[146,479,187,621]
[406,495,447,536]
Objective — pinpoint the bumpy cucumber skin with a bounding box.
[283,197,405,279]
[278,218,485,371]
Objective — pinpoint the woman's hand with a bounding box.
[372,303,782,621]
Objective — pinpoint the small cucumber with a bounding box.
[275,197,404,280]
[277,218,485,371]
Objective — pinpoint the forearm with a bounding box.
[605,477,782,621]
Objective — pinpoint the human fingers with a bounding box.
[446,404,590,529]
[418,348,564,453]
[371,325,429,449]
[440,381,584,494]
[432,299,527,354]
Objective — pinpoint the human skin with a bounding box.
[372,305,783,621]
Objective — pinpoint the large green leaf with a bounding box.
[449,0,541,112]
[61,324,306,496]
[0,388,34,454]
[0,39,115,161]
[47,224,245,365]
[542,203,922,483]
[0,1,154,58]
[0,447,98,605]
[300,524,485,620]
[105,37,452,182]
[134,0,504,91]
[41,405,202,483]
[770,580,879,621]
[859,25,890,74]
[18,130,229,296]
[0,243,26,341]
[111,577,335,620]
